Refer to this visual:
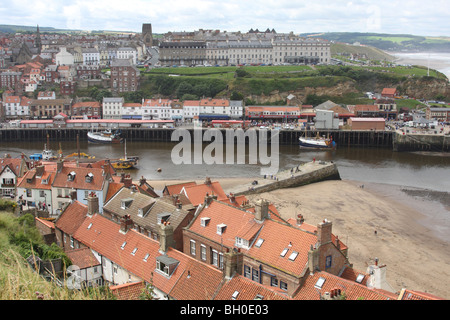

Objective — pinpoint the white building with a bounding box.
[102,97,124,119]
[116,47,137,65]
[3,96,30,119]
[142,98,174,120]
[82,48,100,65]
[229,100,244,119]
[55,47,75,66]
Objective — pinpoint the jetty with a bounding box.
[228,160,341,196]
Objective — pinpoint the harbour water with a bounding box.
[1,140,449,192]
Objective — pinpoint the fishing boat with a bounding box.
[87,129,123,144]
[109,139,139,169]
[299,134,336,150]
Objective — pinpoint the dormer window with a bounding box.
[156,255,179,277]
[121,198,133,209]
[200,217,210,227]
[216,223,226,235]
[85,172,94,183]
[67,171,76,181]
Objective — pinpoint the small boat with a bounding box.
[29,144,58,161]
[88,129,123,144]
[109,139,139,169]
[299,134,336,150]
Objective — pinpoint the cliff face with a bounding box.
[243,77,449,104]
[397,78,450,100]
[246,80,358,104]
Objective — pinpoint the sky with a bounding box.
[0,0,449,37]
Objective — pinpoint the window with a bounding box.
[271,277,278,287]
[288,251,299,261]
[212,249,218,267]
[326,255,332,268]
[315,277,326,289]
[131,247,138,255]
[280,281,288,291]
[232,291,239,300]
[190,240,196,256]
[255,238,264,248]
[70,236,74,248]
[87,223,92,229]
[143,253,150,262]
[121,241,127,250]
[356,274,365,284]
[216,223,226,235]
[243,265,251,279]
[200,245,206,261]
[280,248,289,257]
[200,217,210,227]
[252,268,259,282]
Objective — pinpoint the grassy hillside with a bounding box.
[331,43,395,61]
[0,209,115,300]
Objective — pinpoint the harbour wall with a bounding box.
[0,127,448,151]
[229,161,341,196]
[0,127,393,148]
[393,132,450,152]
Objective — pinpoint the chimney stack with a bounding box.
[120,214,133,234]
[56,159,63,173]
[317,219,332,245]
[159,222,175,253]
[205,177,212,186]
[87,192,99,216]
[204,192,217,207]
[122,174,132,188]
[224,248,240,279]
[254,199,269,222]
[296,214,304,226]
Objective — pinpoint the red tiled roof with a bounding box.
[398,289,444,300]
[200,98,229,107]
[35,217,55,230]
[110,281,146,300]
[382,88,397,95]
[287,218,348,251]
[0,157,24,176]
[188,200,263,248]
[65,247,100,269]
[54,201,88,236]
[72,101,101,108]
[73,213,224,299]
[16,168,55,190]
[181,181,227,206]
[105,183,123,202]
[246,219,317,276]
[214,274,288,300]
[163,181,197,195]
[293,271,397,300]
[52,165,105,191]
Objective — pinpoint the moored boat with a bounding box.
[87,129,123,144]
[299,135,336,150]
[109,139,139,169]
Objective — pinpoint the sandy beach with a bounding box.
[149,177,450,299]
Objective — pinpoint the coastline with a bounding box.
[148,176,449,299]
[389,51,450,80]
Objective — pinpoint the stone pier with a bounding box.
[228,161,341,196]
